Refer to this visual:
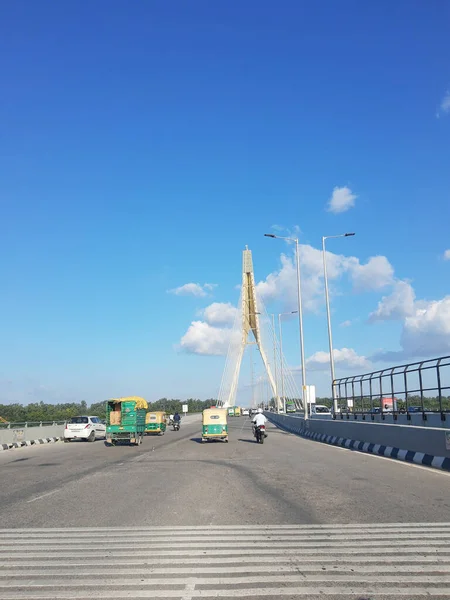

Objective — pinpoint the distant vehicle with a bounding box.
[407,406,422,413]
[242,408,249,416]
[64,416,106,443]
[369,407,382,414]
[311,405,331,414]
[285,401,296,413]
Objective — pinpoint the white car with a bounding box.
[242,408,250,416]
[64,416,106,442]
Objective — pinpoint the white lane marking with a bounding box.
[5,531,450,544]
[3,533,450,544]
[3,586,450,598]
[2,522,450,534]
[3,556,449,570]
[26,489,61,503]
[353,448,450,477]
[3,566,450,580]
[5,573,450,584]
[4,542,449,559]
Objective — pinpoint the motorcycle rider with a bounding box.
[173,412,181,429]
[252,408,267,438]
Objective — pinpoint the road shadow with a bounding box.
[190,437,229,444]
[238,438,258,444]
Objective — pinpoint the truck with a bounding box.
[106,396,148,446]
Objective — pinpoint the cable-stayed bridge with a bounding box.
[217,247,303,411]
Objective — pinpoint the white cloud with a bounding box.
[340,320,352,327]
[369,280,415,322]
[202,302,238,326]
[256,246,395,313]
[443,249,450,261]
[348,255,394,291]
[306,348,371,371]
[168,282,217,297]
[179,321,234,356]
[400,296,450,357]
[326,186,357,214]
[370,291,450,361]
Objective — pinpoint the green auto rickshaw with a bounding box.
[145,411,167,435]
[202,408,228,443]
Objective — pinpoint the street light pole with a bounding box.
[278,310,297,413]
[270,313,279,412]
[322,233,355,413]
[294,238,307,418]
[264,233,307,418]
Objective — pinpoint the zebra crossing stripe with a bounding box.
[0,524,449,599]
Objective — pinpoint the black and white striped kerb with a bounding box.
[0,437,62,452]
[267,416,450,472]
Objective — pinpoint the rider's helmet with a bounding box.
[257,407,263,413]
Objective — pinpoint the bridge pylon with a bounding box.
[222,247,281,410]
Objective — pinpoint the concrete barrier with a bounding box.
[266,413,450,471]
[0,424,64,447]
[0,415,202,448]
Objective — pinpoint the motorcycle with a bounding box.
[254,424,266,444]
[173,421,180,431]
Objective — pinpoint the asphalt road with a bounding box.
[1,415,449,598]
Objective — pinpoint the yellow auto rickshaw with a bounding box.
[145,411,167,435]
[202,408,228,443]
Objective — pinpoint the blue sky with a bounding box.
[1,0,449,404]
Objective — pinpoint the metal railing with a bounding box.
[334,356,450,421]
[0,421,67,430]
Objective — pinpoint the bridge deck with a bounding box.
[0,416,449,598]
